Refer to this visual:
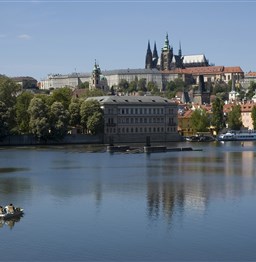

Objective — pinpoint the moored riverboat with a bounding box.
[218,131,256,141]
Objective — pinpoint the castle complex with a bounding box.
[39,33,244,104]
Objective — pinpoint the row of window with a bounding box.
[107,117,174,124]
[106,126,176,134]
[107,107,175,115]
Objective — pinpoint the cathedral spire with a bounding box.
[153,41,158,58]
[178,41,182,57]
[152,41,159,69]
[163,33,170,51]
[145,40,153,69]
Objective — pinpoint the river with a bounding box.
[0,141,256,261]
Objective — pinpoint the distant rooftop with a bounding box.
[87,95,172,104]
[183,54,208,64]
[102,68,161,75]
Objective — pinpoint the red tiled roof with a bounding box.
[240,102,256,112]
[223,67,244,73]
[184,66,224,75]
[178,109,193,118]
[223,102,256,113]
[245,72,256,77]
[223,103,235,113]
[161,66,244,76]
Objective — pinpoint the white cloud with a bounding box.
[18,34,31,40]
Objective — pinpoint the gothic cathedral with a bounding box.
[145,33,184,71]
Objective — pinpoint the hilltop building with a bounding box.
[39,33,244,105]
[11,76,38,89]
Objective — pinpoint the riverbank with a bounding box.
[0,134,103,146]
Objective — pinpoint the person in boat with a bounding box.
[0,206,5,214]
[5,203,15,214]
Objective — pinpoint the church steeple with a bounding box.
[163,33,170,51]
[145,40,153,69]
[160,33,173,71]
[178,41,182,57]
[152,41,159,68]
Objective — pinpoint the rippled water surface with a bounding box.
[0,142,256,261]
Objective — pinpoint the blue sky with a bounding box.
[0,1,255,81]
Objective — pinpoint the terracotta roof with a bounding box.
[223,103,235,113]
[162,66,244,76]
[223,102,256,113]
[240,102,256,112]
[178,109,193,118]
[223,67,244,73]
[245,72,256,77]
[184,66,224,75]
[161,68,187,74]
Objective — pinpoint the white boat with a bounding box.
[0,208,24,220]
[218,131,256,141]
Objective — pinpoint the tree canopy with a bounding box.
[28,97,50,141]
[227,105,242,130]
[80,99,103,133]
[16,91,34,134]
[0,101,10,139]
[190,109,210,133]
[211,97,224,134]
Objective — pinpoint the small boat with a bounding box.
[218,130,256,141]
[186,135,215,142]
[0,208,24,220]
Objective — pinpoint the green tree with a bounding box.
[191,109,210,132]
[80,89,105,98]
[166,81,176,92]
[87,111,104,134]
[118,79,129,91]
[28,97,50,141]
[16,91,34,134]
[49,102,70,140]
[211,97,224,134]
[49,87,73,110]
[212,82,229,95]
[252,106,256,130]
[0,101,10,139]
[0,76,21,132]
[128,81,137,93]
[147,81,159,94]
[246,81,256,100]
[79,81,89,89]
[137,78,147,92]
[227,104,242,130]
[69,98,81,127]
[80,99,102,133]
[0,76,20,108]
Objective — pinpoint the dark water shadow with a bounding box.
[0,168,29,174]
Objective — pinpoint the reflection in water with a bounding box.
[146,148,256,224]
[0,177,32,195]
[0,216,23,229]
[0,167,29,174]
[1,145,256,260]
